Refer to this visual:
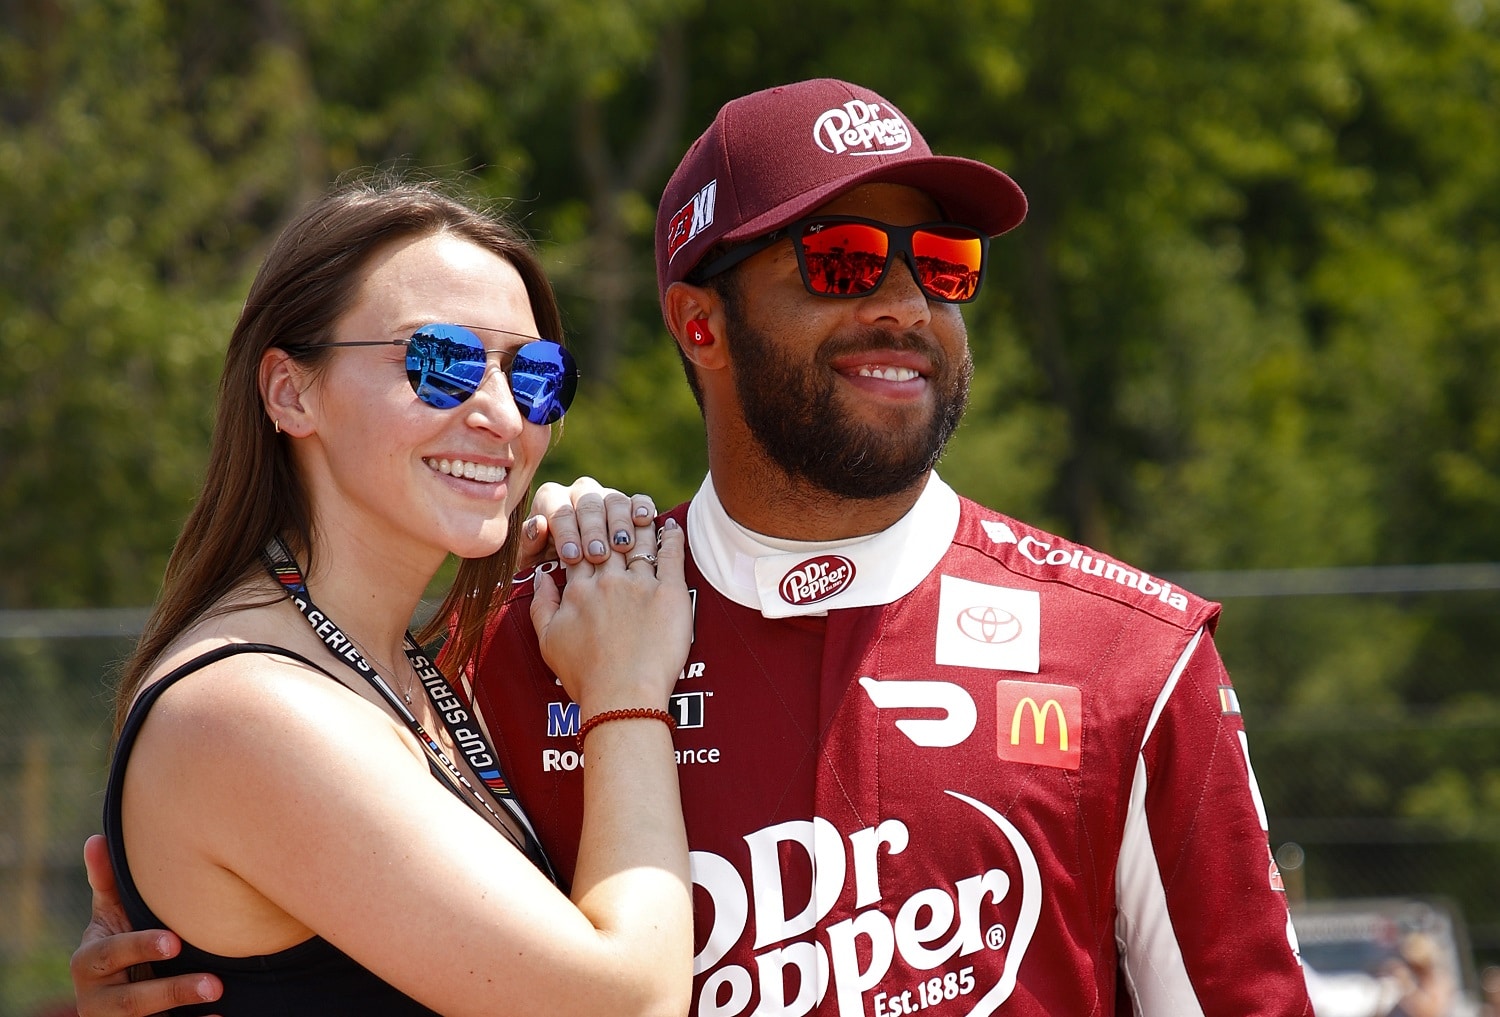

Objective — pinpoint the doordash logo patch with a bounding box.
[935,576,1040,672]
[857,676,977,747]
[995,680,1082,770]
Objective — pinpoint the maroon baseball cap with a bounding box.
[655,78,1027,307]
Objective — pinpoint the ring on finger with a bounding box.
[625,552,658,568]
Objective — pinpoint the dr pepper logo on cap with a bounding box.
[812,98,911,156]
[779,555,856,606]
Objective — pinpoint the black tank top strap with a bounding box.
[104,643,341,932]
[102,643,441,1015]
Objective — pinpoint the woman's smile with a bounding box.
[424,456,509,485]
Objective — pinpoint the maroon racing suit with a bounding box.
[459,474,1312,1017]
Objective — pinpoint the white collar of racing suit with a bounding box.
[684,471,961,619]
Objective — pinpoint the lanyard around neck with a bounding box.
[261,537,558,885]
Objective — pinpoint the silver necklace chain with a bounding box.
[347,634,418,704]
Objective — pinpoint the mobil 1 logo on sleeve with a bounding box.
[669,690,706,729]
[545,691,710,772]
[548,691,705,739]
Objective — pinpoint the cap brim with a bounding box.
[716,155,1027,246]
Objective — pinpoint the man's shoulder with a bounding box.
[503,560,557,607]
[949,496,1219,632]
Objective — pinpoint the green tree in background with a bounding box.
[0,0,695,608]
[3,1,1500,1003]
[7,0,1496,598]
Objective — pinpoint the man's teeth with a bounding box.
[425,458,507,484]
[856,365,920,382]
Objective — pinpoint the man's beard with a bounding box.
[726,314,972,500]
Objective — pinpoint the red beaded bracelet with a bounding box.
[576,707,677,748]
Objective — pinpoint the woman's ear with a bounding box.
[260,348,315,438]
[664,281,729,373]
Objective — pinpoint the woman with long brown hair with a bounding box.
[98,174,693,1016]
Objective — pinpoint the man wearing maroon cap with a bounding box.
[488,77,1311,1017]
[73,79,1312,1016]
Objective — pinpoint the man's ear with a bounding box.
[259,348,315,437]
[664,281,730,373]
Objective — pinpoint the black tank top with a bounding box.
[104,643,441,1016]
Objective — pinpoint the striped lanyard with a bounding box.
[261,537,558,885]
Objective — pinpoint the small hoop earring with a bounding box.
[274,418,282,434]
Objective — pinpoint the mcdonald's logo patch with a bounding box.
[995,680,1081,770]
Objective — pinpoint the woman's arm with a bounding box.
[70,478,680,1017]
[531,519,694,1014]
[119,525,692,1017]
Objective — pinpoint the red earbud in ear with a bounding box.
[687,319,715,346]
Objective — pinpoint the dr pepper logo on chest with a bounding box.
[778,555,856,606]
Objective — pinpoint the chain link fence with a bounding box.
[1,616,138,1017]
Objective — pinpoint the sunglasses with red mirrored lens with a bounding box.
[689,216,989,303]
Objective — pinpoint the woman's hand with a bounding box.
[529,516,690,716]
[528,516,694,1017]
[516,477,657,571]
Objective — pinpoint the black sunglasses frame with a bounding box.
[686,215,991,304]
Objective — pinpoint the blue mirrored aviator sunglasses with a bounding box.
[317,323,579,425]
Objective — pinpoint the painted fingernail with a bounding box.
[155,933,174,955]
[588,540,606,557]
[561,542,580,560]
[612,530,631,546]
[664,518,680,530]
[195,974,218,999]
[524,517,540,541]
[634,504,652,520]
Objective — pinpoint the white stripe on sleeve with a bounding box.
[1115,628,1208,1017]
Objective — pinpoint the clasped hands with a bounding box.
[516,477,663,573]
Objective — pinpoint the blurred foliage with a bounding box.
[7,0,1494,601]
[3,0,1500,1006]
[0,635,122,1016]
